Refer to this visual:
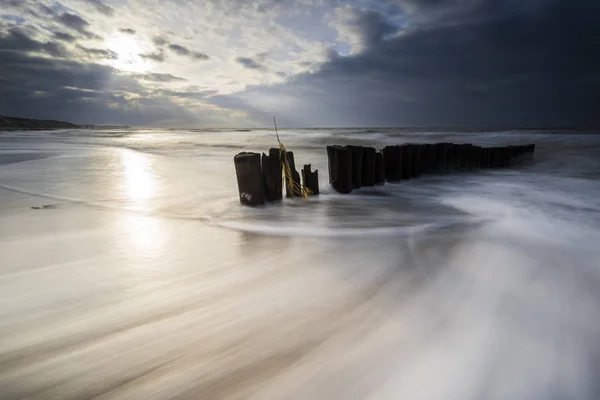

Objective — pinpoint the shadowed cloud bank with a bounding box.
[0,0,598,127]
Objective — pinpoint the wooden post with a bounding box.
[434,143,448,172]
[451,144,462,170]
[501,147,511,167]
[234,152,265,206]
[460,144,473,169]
[327,145,353,194]
[302,164,319,195]
[361,147,376,187]
[375,151,385,184]
[400,144,412,179]
[471,146,482,169]
[491,147,502,168]
[382,145,402,181]
[410,144,422,178]
[262,147,282,202]
[348,145,363,189]
[285,151,302,197]
[482,147,492,168]
[525,144,535,160]
[422,144,436,174]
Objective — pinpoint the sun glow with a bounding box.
[120,149,156,202]
[106,34,150,73]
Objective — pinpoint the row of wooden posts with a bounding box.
[328,143,535,193]
[234,143,535,205]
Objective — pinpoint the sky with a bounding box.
[0,0,598,128]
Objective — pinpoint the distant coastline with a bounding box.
[0,114,597,133]
[0,115,130,131]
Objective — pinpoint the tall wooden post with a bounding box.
[302,164,319,195]
[234,152,265,206]
[327,145,354,194]
[285,151,302,197]
[262,147,282,202]
[361,147,376,187]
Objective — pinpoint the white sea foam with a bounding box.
[1,129,600,399]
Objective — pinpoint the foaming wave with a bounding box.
[212,220,439,238]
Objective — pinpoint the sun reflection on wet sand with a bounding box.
[120,149,156,203]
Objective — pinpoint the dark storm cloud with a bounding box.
[152,36,168,46]
[236,57,265,70]
[56,12,100,39]
[139,50,165,62]
[76,44,118,59]
[0,48,200,126]
[152,88,218,98]
[0,28,67,57]
[57,12,89,32]
[213,0,600,128]
[335,7,398,50]
[168,43,210,61]
[86,0,115,17]
[53,31,77,42]
[135,73,187,82]
[119,28,136,35]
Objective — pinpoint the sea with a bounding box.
[1,128,600,399]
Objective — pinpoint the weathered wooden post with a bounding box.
[423,144,436,173]
[410,144,422,178]
[460,144,473,169]
[302,164,319,195]
[445,144,455,170]
[471,146,482,169]
[525,144,535,160]
[400,144,412,179]
[501,147,511,167]
[491,147,503,168]
[262,147,282,202]
[482,147,492,168]
[382,145,402,181]
[285,151,302,197]
[361,146,376,187]
[375,151,385,184]
[348,145,363,189]
[234,152,265,206]
[327,145,354,194]
[434,143,447,172]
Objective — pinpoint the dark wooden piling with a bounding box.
[460,144,473,169]
[434,143,448,172]
[501,147,511,167]
[525,144,535,159]
[400,144,412,179]
[262,147,282,202]
[361,147,376,187]
[327,145,354,194]
[348,145,363,189]
[382,145,402,181]
[446,144,457,170]
[285,151,302,197]
[410,144,422,177]
[302,164,319,195]
[422,144,436,174]
[234,152,265,206]
[481,147,491,168]
[471,146,482,169]
[491,147,503,168]
[375,152,385,184]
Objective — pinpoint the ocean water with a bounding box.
[1,128,600,399]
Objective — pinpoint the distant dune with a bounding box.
[0,115,80,130]
[0,116,131,131]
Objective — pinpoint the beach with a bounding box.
[1,128,600,399]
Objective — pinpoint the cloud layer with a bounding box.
[0,0,598,127]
